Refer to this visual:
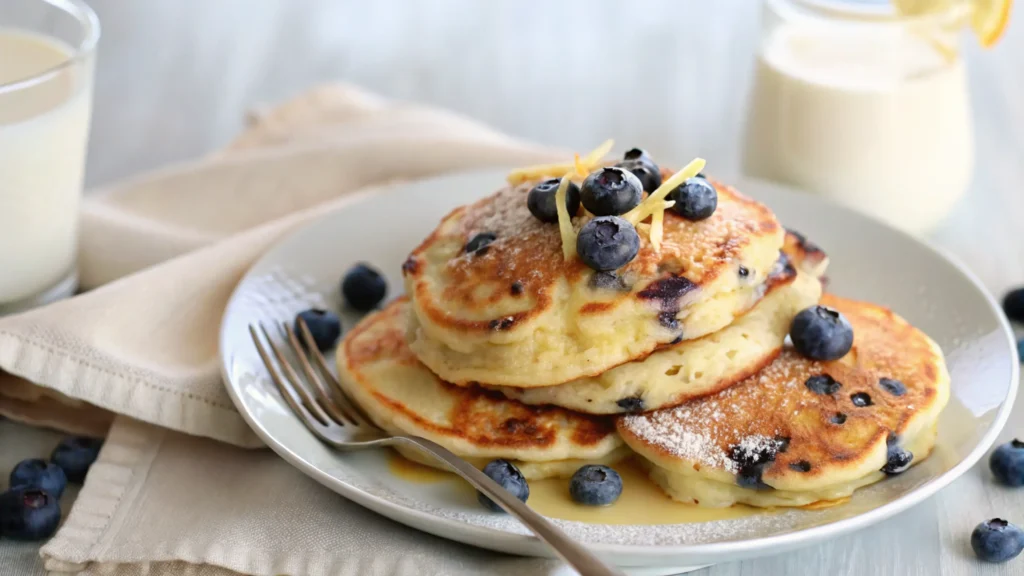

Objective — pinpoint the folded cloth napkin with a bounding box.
[41,417,567,576]
[0,84,561,447]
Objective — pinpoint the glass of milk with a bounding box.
[742,0,973,235]
[0,0,98,313]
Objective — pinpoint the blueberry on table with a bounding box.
[616,148,662,193]
[569,465,623,506]
[341,263,387,311]
[50,437,103,484]
[0,487,61,541]
[971,519,1024,563]
[577,216,640,272]
[990,439,1024,487]
[580,167,643,216]
[477,459,529,512]
[294,309,342,352]
[527,178,580,223]
[1002,287,1024,323]
[10,459,67,499]
[670,177,718,221]
[789,305,854,361]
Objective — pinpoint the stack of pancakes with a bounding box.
[336,159,950,509]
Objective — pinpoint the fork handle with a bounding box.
[394,436,626,576]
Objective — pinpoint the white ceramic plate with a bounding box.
[219,169,1018,570]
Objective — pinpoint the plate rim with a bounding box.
[219,168,1020,564]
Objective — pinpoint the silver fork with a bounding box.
[250,318,625,576]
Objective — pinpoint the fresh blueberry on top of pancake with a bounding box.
[294,309,341,351]
[670,176,718,221]
[576,216,640,271]
[464,232,496,254]
[477,459,530,512]
[527,178,580,223]
[580,167,643,216]
[569,465,623,506]
[341,263,387,311]
[616,148,662,192]
[790,305,854,361]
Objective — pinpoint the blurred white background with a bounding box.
[83,0,1021,187]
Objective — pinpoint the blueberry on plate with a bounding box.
[50,436,104,484]
[789,305,854,361]
[576,216,640,272]
[10,459,67,499]
[580,167,643,216]
[616,148,662,193]
[569,465,623,506]
[990,439,1024,487]
[0,487,61,541]
[294,309,342,352]
[670,177,718,221]
[971,519,1024,563]
[527,178,581,223]
[477,459,529,512]
[1002,287,1024,323]
[341,263,387,311]
[1017,338,1024,363]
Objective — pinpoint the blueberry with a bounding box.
[569,465,623,506]
[465,232,497,254]
[805,374,841,395]
[616,396,645,413]
[789,305,854,361]
[294,309,342,352]
[971,519,1024,563]
[850,392,873,407]
[0,487,61,541]
[990,439,1024,486]
[616,148,662,193]
[341,263,387,311]
[670,177,718,221]
[580,167,643,216]
[527,178,581,223]
[789,460,812,472]
[1018,338,1024,363]
[882,435,913,475]
[830,412,848,425]
[1002,287,1024,323]
[477,459,529,512]
[10,459,66,499]
[50,437,103,484]
[879,377,906,396]
[576,216,640,272]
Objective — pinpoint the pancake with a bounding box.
[618,294,950,508]
[484,233,828,414]
[403,175,785,388]
[490,267,821,414]
[336,298,624,479]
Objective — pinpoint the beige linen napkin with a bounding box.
[0,84,561,447]
[41,417,567,576]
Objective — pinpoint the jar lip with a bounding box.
[0,0,100,95]
[777,0,967,25]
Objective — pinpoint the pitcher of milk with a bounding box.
[741,0,998,235]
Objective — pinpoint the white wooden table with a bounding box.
[4,1,1024,574]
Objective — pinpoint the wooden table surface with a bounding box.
[4,1,1024,574]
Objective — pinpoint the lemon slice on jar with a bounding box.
[894,0,1012,47]
[971,0,1013,47]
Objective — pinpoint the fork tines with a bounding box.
[249,318,371,431]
